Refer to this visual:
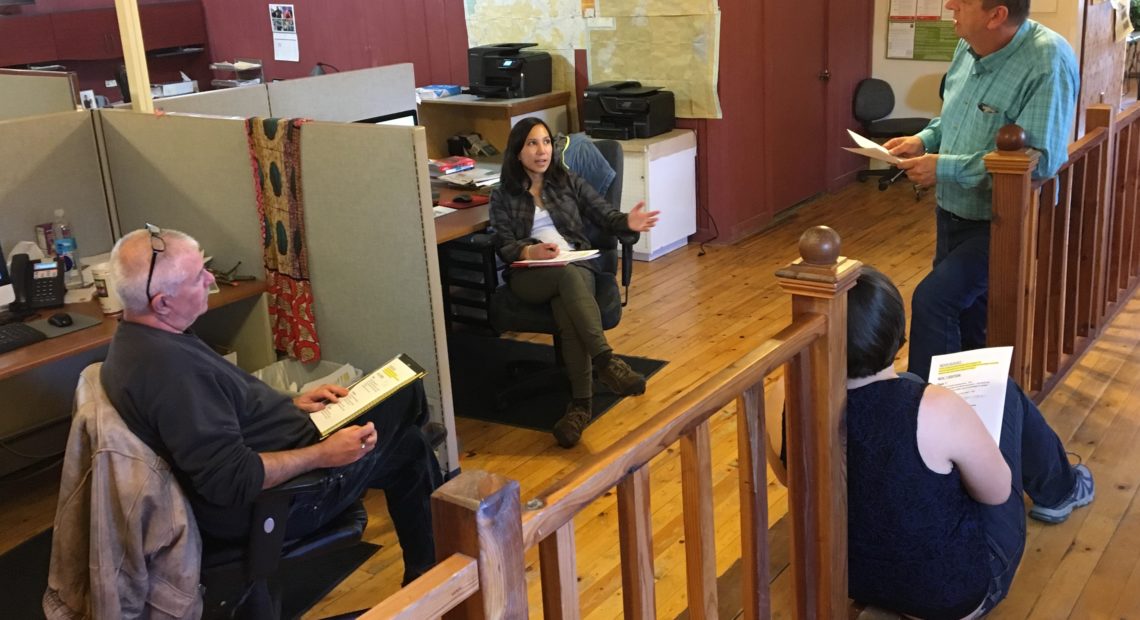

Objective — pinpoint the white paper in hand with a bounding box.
[928,346,1013,446]
[844,129,903,165]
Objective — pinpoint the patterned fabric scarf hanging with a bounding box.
[246,117,322,362]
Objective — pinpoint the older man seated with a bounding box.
[101,226,441,585]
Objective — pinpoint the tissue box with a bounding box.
[150,80,199,98]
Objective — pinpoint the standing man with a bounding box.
[101,227,441,586]
[887,0,1078,379]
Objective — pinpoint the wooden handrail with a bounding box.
[369,227,859,619]
[987,102,1140,398]
[519,313,827,545]
[359,554,479,619]
[1116,99,1140,128]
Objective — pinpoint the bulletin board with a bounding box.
[886,0,959,61]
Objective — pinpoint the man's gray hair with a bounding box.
[984,0,1030,25]
[110,228,200,314]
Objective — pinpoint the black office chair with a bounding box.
[61,363,371,620]
[199,478,368,619]
[486,138,638,409]
[853,78,932,192]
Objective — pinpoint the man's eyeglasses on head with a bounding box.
[145,223,165,301]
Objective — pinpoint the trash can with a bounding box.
[252,359,362,395]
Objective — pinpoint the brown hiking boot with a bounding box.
[597,355,647,396]
[552,401,592,448]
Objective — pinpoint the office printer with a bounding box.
[468,43,552,98]
[583,81,675,140]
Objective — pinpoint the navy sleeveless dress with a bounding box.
[847,378,989,619]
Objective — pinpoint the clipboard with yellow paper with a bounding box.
[309,353,426,438]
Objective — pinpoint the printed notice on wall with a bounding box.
[269,4,299,62]
[887,0,958,61]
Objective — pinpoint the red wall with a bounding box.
[684,0,872,243]
[198,0,468,86]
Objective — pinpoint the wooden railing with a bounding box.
[987,102,1140,397]
[367,227,861,619]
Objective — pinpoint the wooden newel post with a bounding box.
[432,470,528,619]
[984,124,1040,385]
[775,226,861,619]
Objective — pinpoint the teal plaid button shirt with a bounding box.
[916,20,1079,221]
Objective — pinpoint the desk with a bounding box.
[418,91,570,159]
[0,280,268,381]
[0,280,271,477]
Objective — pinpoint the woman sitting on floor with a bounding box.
[841,266,1094,619]
[490,118,659,448]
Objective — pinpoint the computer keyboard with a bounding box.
[0,323,47,354]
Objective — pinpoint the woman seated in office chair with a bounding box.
[825,267,1092,619]
[490,117,659,448]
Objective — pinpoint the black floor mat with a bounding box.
[0,528,378,620]
[448,332,667,432]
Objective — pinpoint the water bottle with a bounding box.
[54,237,83,289]
[53,208,73,250]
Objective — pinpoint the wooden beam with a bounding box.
[539,523,581,620]
[617,466,655,620]
[681,420,719,620]
[433,470,528,620]
[113,0,153,113]
[735,385,769,620]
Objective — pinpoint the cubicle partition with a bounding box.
[265,63,417,121]
[154,84,272,117]
[96,110,459,473]
[0,70,80,122]
[0,110,114,264]
[149,63,416,122]
[0,110,117,476]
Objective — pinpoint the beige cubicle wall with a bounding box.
[0,110,118,477]
[154,84,272,117]
[0,111,114,257]
[97,110,264,273]
[0,70,80,122]
[96,110,459,473]
[133,63,417,122]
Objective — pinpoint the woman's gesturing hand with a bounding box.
[627,202,660,232]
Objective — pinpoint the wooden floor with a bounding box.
[3,179,1139,619]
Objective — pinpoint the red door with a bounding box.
[762,0,829,212]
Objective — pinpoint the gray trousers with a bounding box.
[508,264,611,399]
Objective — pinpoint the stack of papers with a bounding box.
[511,249,599,267]
[443,163,501,188]
[928,346,1013,446]
[843,129,902,165]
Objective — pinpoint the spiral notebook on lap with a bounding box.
[310,354,426,438]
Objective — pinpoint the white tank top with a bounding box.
[530,207,572,251]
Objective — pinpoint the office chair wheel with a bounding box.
[878,177,892,191]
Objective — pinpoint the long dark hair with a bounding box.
[846,266,908,379]
[499,117,569,195]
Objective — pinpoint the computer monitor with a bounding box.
[354,109,418,127]
[0,240,14,308]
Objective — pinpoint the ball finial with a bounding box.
[996,124,1026,151]
[799,226,841,265]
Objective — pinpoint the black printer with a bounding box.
[468,43,552,99]
[583,81,675,140]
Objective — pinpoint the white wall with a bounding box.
[870,0,1087,119]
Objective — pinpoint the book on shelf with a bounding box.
[429,156,476,176]
[309,354,426,438]
[511,249,599,268]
